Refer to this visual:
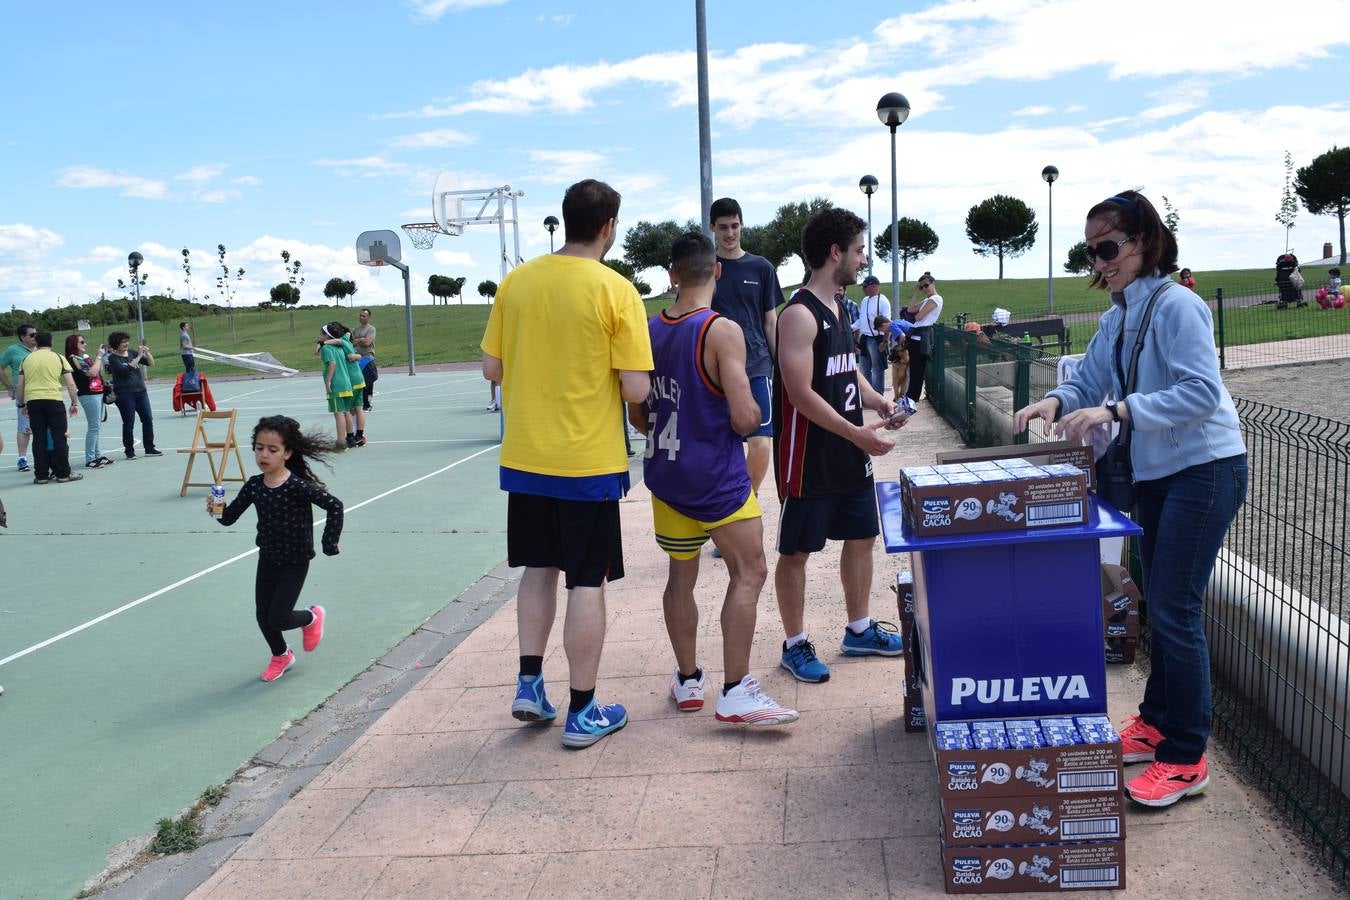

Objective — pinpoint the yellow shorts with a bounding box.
[651,492,761,560]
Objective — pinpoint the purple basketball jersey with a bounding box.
[643,308,752,521]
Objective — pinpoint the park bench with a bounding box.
[983,318,1071,354]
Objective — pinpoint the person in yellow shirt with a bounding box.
[481,178,653,750]
[16,331,82,484]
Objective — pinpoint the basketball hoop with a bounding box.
[401,222,441,250]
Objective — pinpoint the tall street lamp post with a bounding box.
[543,216,559,253]
[127,251,145,346]
[1042,165,1059,315]
[859,175,879,274]
[876,93,911,314]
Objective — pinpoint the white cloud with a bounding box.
[874,0,1350,93]
[66,245,123,265]
[0,264,105,308]
[387,128,476,150]
[175,164,227,182]
[231,175,261,186]
[528,149,607,183]
[536,13,573,26]
[1014,105,1054,117]
[0,224,64,259]
[54,163,255,204]
[55,165,167,199]
[315,155,400,172]
[1140,79,1211,121]
[432,249,476,268]
[406,0,509,21]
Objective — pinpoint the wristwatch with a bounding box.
[1107,402,1121,422]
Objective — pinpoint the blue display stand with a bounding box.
[877,482,1141,724]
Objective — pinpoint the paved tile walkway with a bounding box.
[190,409,1343,898]
[1222,333,1350,370]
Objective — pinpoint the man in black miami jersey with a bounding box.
[772,207,906,684]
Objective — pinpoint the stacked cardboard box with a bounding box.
[931,717,1127,892]
[1102,564,1141,665]
[898,461,1089,537]
[934,440,1096,489]
[896,571,925,733]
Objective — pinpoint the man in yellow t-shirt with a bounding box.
[481,178,653,750]
[16,331,82,484]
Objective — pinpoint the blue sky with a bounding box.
[5,0,1350,312]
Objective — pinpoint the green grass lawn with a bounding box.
[39,265,1347,376]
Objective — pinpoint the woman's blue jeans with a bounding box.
[1133,454,1248,763]
[78,393,102,463]
[115,389,155,454]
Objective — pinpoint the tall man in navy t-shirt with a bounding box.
[709,197,780,498]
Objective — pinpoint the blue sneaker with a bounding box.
[780,640,830,683]
[841,620,904,657]
[561,698,628,749]
[511,674,557,723]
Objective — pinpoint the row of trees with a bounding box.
[606,145,1350,287]
[0,294,214,337]
[421,276,501,304]
[615,195,1039,284]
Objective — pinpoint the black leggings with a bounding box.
[906,337,930,403]
[255,559,313,656]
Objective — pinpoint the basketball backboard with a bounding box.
[355,229,402,267]
[432,171,466,236]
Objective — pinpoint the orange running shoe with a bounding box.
[262,649,295,682]
[1126,757,1209,807]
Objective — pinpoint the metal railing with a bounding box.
[945,277,1350,370]
[926,326,1042,447]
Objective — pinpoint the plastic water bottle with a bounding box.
[209,485,226,519]
[1022,331,1032,345]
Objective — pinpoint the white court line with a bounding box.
[215,384,283,404]
[0,443,500,668]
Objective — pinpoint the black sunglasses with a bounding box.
[1084,236,1136,264]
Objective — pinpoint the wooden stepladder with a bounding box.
[179,409,248,497]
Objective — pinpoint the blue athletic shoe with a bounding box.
[561,698,628,749]
[840,620,904,657]
[781,640,830,683]
[511,674,557,724]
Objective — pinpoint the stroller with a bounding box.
[1275,253,1306,309]
[173,370,216,415]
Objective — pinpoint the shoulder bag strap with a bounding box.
[1113,281,1171,450]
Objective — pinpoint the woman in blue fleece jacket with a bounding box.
[1013,190,1247,810]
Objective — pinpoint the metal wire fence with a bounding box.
[1201,399,1350,879]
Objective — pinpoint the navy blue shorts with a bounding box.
[776,485,880,555]
[748,375,772,439]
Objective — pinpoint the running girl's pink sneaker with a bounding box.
[302,606,326,652]
[262,649,295,682]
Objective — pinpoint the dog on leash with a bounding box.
[874,314,910,400]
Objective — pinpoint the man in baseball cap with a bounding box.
[855,276,891,394]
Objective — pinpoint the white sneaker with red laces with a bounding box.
[715,675,799,726]
[670,668,705,711]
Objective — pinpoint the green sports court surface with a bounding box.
[0,366,518,898]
